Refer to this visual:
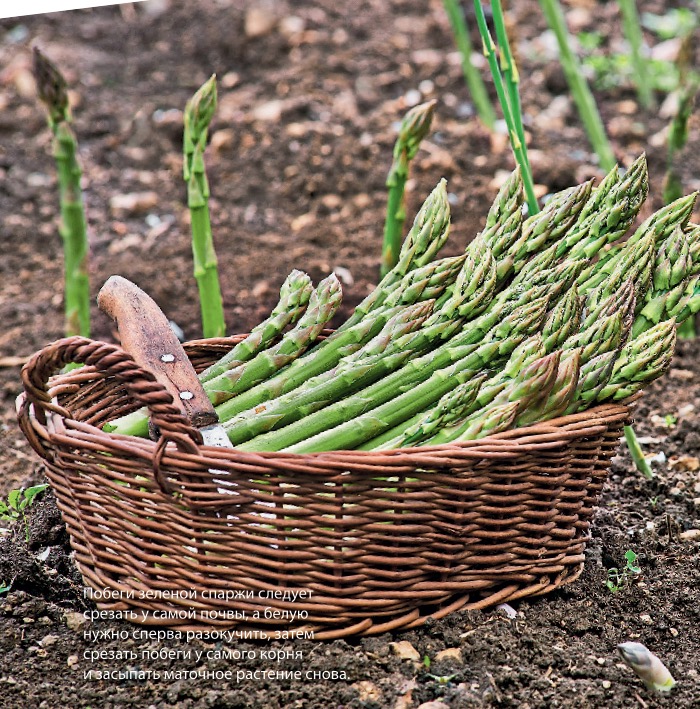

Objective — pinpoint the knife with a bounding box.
[97,276,238,498]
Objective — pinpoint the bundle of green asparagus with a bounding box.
[106,155,698,453]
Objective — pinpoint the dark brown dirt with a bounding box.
[1,1,699,707]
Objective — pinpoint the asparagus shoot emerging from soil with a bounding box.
[442,0,497,129]
[184,74,226,338]
[381,100,437,277]
[618,642,676,693]
[33,47,90,338]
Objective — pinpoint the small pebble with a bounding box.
[435,648,463,664]
[679,529,700,542]
[245,6,277,38]
[403,89,422,107]
[109,192,159,217]
[390,641,420,662]
[252,100,284,123]
[352,680,381,702]
[279,16,305,37]
[64,610,89,632]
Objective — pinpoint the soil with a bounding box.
[1,0,699,707]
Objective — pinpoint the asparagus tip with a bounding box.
[32,46,69,124]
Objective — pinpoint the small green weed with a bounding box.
[0,484,49,542]
[578,6,698,96]
[606,549,642,593]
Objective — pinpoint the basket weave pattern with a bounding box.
[17,336,629,640]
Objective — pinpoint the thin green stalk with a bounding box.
[624,425,653,479]
[538,0,616,170]
[663,77,699,206]
[491,0,531,177]
[474,1,539,214]
[442,0,497,129]
[381,101,436,277]
[184,75,226,338]
[33,48,90,338]
[618,0,653,109]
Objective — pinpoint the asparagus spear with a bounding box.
[343,179,451,330]
[199,270,313,383]
[222,302,438,444]
[433,236,497,318]
[507,180,593,272]
[581,278,636,331]
[184,75,226,338]
[631,226,694,336]
[652,225,692,293]
[213,255,466,422]
[664,281,700,326]
[204,274,342,405]
[579,192,697,290]
[33,48,90,338]
[361,374,489,450]
[381,101,437,276]
[222,242,496,441]
[243,296,549,452]
[426,286,624,447]
[565,350,619,412]
[541,286,584,351]
[481,167,524,254]
[562,154,649,261]
[562,311,624,364]
[479,167,525,281]
[516,349,581,425]
[384,255,466,308]
[429,351,561,444]
[581,230,656,301]
[454,401,520,440]
[595,319,677,401]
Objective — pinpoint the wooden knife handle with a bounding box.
[97,275,218,428]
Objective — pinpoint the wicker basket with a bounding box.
[17,335,630,640]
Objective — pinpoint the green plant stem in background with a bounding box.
[184,75,226,338]
[381,101,437,277]
[33,48,90,338]
[491,0,531,178]
[474,1,539,215]
[538,0,616,170]
[663,78,699,206]
[663,31,699,339]
[618,0,653,109]
[442,0,497,129]
[624,425,653,479]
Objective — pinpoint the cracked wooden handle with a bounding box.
[97,275,218,429]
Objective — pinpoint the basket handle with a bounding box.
[19,336,204,491]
